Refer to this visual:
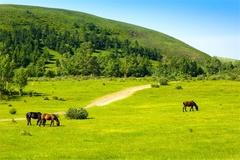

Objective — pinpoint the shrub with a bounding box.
[21,129,32,136]
[12,119,17,123]
[176,85,183,90]
[151,84,160,88]
[66,108,88,119]
[9,108,17,114]
[44,97,49,100]
[197,75,205,80]
[45,70,55,78]
[53,96,58,100]
[58,97,65,101]
[159,78,168,85]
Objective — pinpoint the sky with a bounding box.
[0,0,239,59]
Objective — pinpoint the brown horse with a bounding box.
[183,101,198,112]
[39,113,60,127]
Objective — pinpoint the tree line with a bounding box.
[0,22,240,98]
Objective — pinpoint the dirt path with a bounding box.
[0,84,151,122]
[85,84,151,108]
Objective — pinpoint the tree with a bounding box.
[13,67,28,96]
[100,50,121,77]
[74,42,99,76]
[0,54,14,98]
[205,57,222,75]
[61,42,100,76]
[120,57,131,78]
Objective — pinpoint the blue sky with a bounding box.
[0,0,239,59]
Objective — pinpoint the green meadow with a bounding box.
[0,79,239,159]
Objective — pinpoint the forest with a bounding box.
[0,5,240,97]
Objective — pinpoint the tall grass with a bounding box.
[0,80,239,159]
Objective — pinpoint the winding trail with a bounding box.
[0,84,151,122]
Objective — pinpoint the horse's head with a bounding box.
[55,116,60,126]
[56,120,60,126]
[195,106,198,111]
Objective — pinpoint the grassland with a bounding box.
[0,79,239,159]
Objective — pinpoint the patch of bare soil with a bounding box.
[0,84,151,122]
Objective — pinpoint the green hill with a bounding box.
[0,4,210,62]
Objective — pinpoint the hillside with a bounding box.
[0,4,240,98]
[0,4,210,62]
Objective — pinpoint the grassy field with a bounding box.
[0,79,239,159]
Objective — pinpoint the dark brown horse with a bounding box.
[26,112,42,125]
[183,101,198,112]
[39,113,60,127]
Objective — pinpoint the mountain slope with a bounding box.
[0,4,211,62]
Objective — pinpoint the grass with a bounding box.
[0,79,239,159]
[45,49,63,72]
[0,78,150,119]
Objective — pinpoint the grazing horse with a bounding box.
[183,101,199,112]
[39,113,60,127]
[26,112,42,125]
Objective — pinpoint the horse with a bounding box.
[183,101,198,112]
[39,113,60,127]
[26,112,42,125]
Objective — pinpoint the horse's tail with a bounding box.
[26,112,31,125]
[37,113,42,125]
[192,101,199,111]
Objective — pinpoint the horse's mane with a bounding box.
[192,101,198,107]
[55,116,59,121]
[192,101,199,111]
[54,114,60,122]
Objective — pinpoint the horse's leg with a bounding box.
[27,117,29,125]
[39,120,42,126]
[183,106,187,112]
[41,119,46,127]
[44,119,47,126]
[36,119,40,125]
[50,120,54,126]
[29,118,32,125]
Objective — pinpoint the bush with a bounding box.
[21,129,32,136]
[58,97,65,101]
[9,108,17,114]
[12,119,17,123]
[66,108,88,119]
[151,84,160,88]
[45,70,55,78]
[197,75,205,80]
[53,96,58,100]
[159,78,168,85]
[44,97,49,100]
[176,85,183,90]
